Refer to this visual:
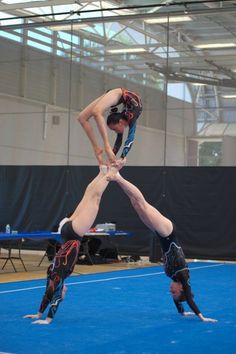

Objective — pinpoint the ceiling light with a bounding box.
[145,16,192,24]
[194,43,236,49]
[192,83,206,86]
[107,48,146,54]
[222,95,236,98]
[49,24,88,31]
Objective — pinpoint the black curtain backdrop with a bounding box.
[0,166,236,261]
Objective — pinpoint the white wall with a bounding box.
[1,93,186,165]
[0,37,195,166]
[222,136,236,166]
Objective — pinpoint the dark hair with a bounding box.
[110,107,118,113]
[107,109,127,126]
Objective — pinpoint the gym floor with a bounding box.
[0,250,158,283]
[0,254,236,354]
[0,259,235,354]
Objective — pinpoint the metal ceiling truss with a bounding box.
[1,1,236,94]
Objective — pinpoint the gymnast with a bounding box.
[78,88,142,165]
[23,166,111,324]
[107,169,217,323]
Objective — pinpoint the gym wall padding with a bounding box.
[0,166,236,261]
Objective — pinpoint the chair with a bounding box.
[77,237,94,265]
[37,239,61,266]
[0,239,27,272]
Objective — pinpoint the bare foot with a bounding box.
[106,166,119,181]
[62,285,68,299]
[99,165,108,175]
[112,158,126,171]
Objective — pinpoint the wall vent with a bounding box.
[52,115,60,125]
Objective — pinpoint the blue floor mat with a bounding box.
[0,262,235,354]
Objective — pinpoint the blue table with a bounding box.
[0,230,131,241]
[0,231,61,242]
[0,230,132,271]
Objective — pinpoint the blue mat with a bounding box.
[0,262,235,354]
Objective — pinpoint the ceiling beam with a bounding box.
[1,4,236,27]
[146,62,236,87]
[0,0,95,11]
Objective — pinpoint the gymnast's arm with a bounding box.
[112,133,123,156]
[23,267,53,324]
[23,290,53,324]
[33,279,66,324]
[173,298,185,315]
[177,271,217,322]
[34,284,55,324]
[178,272,200,316]
[120,120,137,159]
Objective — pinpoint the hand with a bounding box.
[23,313,42,319]
[32,318,52,325]
[62,285,68,299]
[106,165,119,181]
[112,158,126,171]
[199,316,218,323]
[182,312,195,316]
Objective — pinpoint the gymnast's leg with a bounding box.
[69,167,110,237]
[40,240,79,319]
[107,170,172,237]
[24,239,80,324]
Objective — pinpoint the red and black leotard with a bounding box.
[38,220,82,320]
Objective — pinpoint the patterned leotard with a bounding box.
[112,88,143,158]
[38,221,82,319]
[156,228,200,315]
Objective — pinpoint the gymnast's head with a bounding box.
[107,108,129,134]
[170,281,186,302]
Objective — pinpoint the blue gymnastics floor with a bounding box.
[0,262,235,354]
